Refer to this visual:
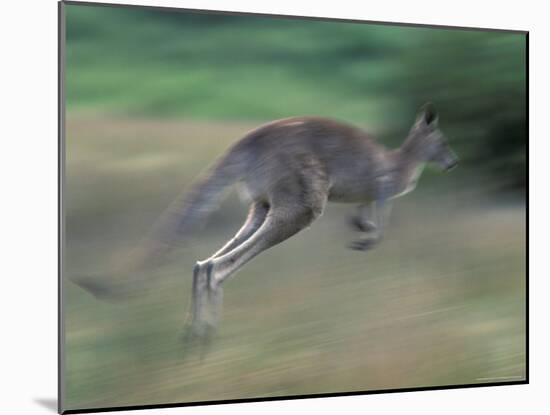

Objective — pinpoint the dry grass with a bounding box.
[63,115,526,410]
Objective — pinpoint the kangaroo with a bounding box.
[73,103,457,344]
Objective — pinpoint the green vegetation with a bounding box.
[65,4,526,191]
[64,118,526,411]
[63,3,527,411]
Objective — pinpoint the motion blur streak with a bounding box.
[63,4,526,411]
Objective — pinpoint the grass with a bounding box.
[62,115,526,411]
[63,2,527,192]
[62,6,527,409]
[64,4,525,126]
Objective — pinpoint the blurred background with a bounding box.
[63,3,526,411]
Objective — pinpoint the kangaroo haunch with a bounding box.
[73,102,458,345]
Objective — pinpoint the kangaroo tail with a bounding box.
[125,149,245,272]
[71,148,245,299]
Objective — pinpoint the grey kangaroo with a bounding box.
[74,103,457,342]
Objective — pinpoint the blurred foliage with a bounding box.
[63,117,526,411]
[65,4,526,191]
[62,6,527,410]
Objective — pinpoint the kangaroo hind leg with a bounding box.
[186,201,269,339]
[211,201,270,259]
[184,160,328,349]
[209,167,329,289]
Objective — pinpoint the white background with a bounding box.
[0,0,544,413]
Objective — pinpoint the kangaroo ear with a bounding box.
[417,102,438,126]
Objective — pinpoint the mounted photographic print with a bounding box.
[59,1,528,413]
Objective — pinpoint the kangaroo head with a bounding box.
[404,103,458,171]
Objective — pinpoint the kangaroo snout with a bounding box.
[445,160,458,171]
[437,149,459,172]
[444,156,459,172]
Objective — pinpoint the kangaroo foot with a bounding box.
[181,261,223,359]
[180,319,217,360]
[348,215,377,233]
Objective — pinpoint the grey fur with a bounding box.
[182,102,457,339]
[74,103,458,343]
